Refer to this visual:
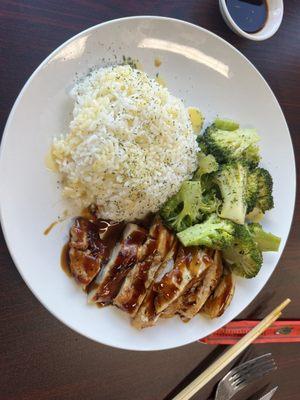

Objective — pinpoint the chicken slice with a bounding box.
[70,217,92,250]
[154,246,213,314]
[68,217,121,289]
[69,248,101,289]
[161,248,214,319]
[131,245,212,329]
[202,268,235,318]
[131,245,177,329]
[87,224,147,305]
[114,218,176,316]
[177,250,224,322]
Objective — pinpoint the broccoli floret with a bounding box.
[247,223,281,252]
[160,154,221,232]
[255,168,274,212]
[223,225,263,278]
[214,162,248,225]
[193,152,221,212]
[160,181,202,232]
[160,181,219,232]
[197,135,209,154]
[246,207,264,223]
[245,167,274,217]
[177,213,236,249]
[246,169,259,213]
[193,152,219,180]
[201,174,218,194]
[200,189,221,213]
[193,153,220,198]
[214,118,240,131]
[160,192,182,225]
[202,121,260,167]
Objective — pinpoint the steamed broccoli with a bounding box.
[160,192,183,228]
[193,152,219,181]
[214,162,248,225]
[202,120,260,167]
[245,169,259,213]
[160,181,202,232]
[197,135,209,154]
[214,118,239,131]
[177,213,236,249]
[193,153,220,197]
[246,207,264,223]
[247,223,281,252]
[255,168,274,212]
[245,167,274,218]
[223,225,263,278]
[160,181,219,232]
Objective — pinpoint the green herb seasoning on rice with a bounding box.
[52,65,199,221]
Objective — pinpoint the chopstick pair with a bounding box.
[172,298,291,400]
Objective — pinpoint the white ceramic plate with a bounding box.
[0,16,295,351]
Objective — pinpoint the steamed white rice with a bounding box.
[52,65,198,221]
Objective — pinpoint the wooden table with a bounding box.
[0,1,299,399]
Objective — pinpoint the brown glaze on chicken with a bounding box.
[154,246,213,314]
[64,215,234,328]
[131,245,213,329]
[68,217,123,289]
[177,250,224,321]
[114,218,177,316]
[131,244,178,329]
[88,224,148,304]
[161,248,214,320]
[202,268,235,318]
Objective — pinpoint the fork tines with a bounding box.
[228,353,277,390]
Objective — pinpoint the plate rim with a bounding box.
[0,15,296,351]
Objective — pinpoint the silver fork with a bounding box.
[215,354,277,400]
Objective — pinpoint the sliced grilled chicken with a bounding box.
[67,216,236,328]
[131,245,212,329]
[88,224,147,305]
[131,245,177,329]
[154,246,213,314]
[70,217,90,250]
[161,248,214,319]
[176,250,224,322]
[202,268,235,318]
[69,248,101,289]
[114,218,177,316]
[68,217,121,289]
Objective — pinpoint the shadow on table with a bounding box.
[162,344,273,400]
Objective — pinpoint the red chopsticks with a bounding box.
[200,320,300,344]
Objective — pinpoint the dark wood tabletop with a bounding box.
[1,1,299,399]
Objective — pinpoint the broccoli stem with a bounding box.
[177,222,224,247]
[250,227,281,252]
[214,162,247,225]
[177,214,236,249]
[214,118,239,131]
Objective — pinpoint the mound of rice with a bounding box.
[52,65,199,221]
